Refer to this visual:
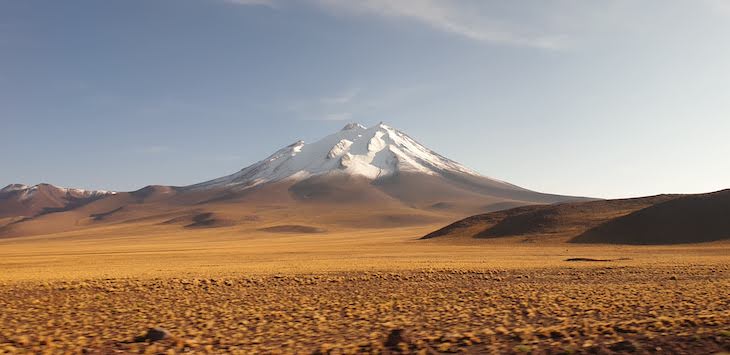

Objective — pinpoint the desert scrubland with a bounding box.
[1,223,728,354]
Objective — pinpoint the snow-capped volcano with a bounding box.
[192,122,505,190]
[1,123,588,238]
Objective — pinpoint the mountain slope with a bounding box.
[1,123,587,238]
[571,189,730,244]
[187,123,586,211]
[0,183,115,219]
[421,194,682,242]
[190,123,495,189]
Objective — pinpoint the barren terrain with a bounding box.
[422,190,730,245]
[1,221,729,354]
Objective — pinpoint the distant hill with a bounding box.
[421,191,730,244]
[572,189,730,244]
[0,183,114,219]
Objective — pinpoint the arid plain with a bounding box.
[1,216,729,354]
[1,125,729,353]
[6,0,730,353]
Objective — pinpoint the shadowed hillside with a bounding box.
[571,189,730,244]
[421,194,682,242]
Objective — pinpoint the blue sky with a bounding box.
[2,0,729,198]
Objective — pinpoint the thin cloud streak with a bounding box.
[310,0,567,49]
[222,0,567,49]
[220,1,729,49]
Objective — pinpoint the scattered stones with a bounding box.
[135,327,172,342]
[609,340,637,352]
[0,266,727,353]
[384,329,410,350]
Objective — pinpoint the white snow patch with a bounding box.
[0,184,29,193]
[189,122,497,190]
[327,139,353,159]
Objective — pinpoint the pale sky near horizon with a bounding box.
[2,0,729,199]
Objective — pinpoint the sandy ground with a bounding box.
[0,224,729,353]
[2,223,729,281]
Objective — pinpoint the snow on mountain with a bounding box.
[0,184,30,193]
[191,122,505,190]
[0,183,118,219]
[0,183,116,201]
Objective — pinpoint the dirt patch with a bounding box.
[185,213,232,228]
[161,212,232,229]
[90,207,124,221]
[258,225,326,234]
[565,257,631,262]
[239,215,261,222]
[341,213,443,229]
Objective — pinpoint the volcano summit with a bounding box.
[0,123,585,237]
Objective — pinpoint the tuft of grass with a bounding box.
[0,258,727,353]
[514,344,533,352]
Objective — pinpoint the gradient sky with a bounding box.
[2,0,729,198]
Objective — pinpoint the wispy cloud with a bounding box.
[220,0,566,49]
[310,0,567,49]
[220,1,730,49]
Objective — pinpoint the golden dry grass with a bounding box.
[1,221,729,353]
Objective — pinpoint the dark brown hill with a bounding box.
[571,189,730,244]
[421,194,683,242]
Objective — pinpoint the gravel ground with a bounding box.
[0,265,728,354]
